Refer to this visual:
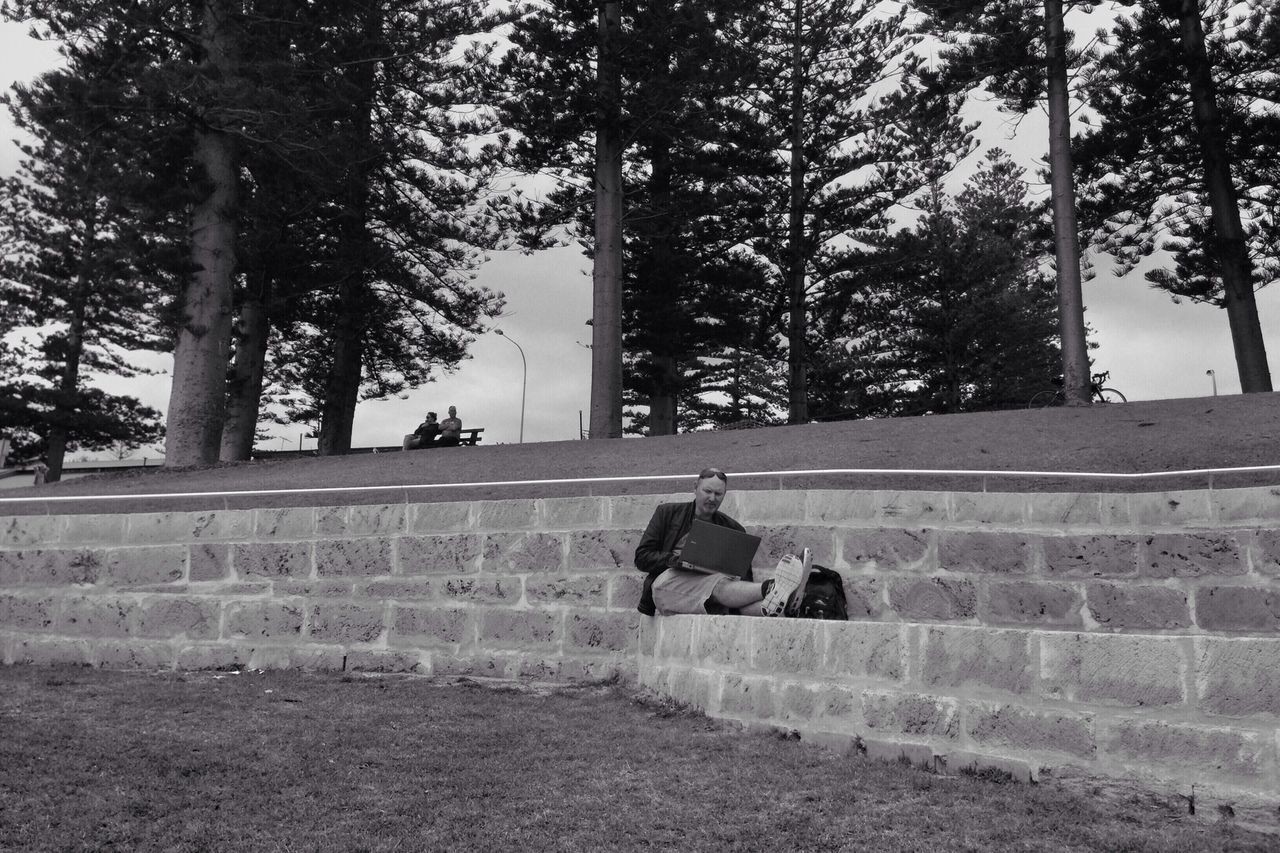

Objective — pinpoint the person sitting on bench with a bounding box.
[633,467,806,617]
[403,411,440,450]
[438,405,463,447]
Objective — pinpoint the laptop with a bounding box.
[678,519,762,580]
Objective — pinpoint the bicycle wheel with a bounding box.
[1027,390,1062,409]
[1096,388,1127,403]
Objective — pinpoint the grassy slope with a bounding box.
[8,394,1280,513]
[0,667,1273,852]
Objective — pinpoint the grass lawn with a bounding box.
[0,667,1272,852]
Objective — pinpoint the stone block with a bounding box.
[804,491,879,525]
[189,544,231,582]
[101,546,186,587]
[949,493,1028,525]
[936,750,1038,783]
[860,738,936,770]
[609,573,645,611]
[482,532,564,573]
[567,529,641,571]
[1195,586,1280,633]
[1195,637,1280,718]
[1213,488,1280,525]
[429,651,512,679]
[308,602,386,644]
[1142,533,1246,578]
[315,506,349,536]
[437,574,522,605]
[888,577,977,621]
[0,593,55,630]
[224,601,304,639]
[12,637,91,666]
[391,605,475,646]
[396,534,482,575]
[964,701,1095,759]
[476,499,539,531]
[410,502,473,534]
[665,664,716,711]
[176,644,249,671]
[1040,633,1186,707]
[922,627,1033,694]
[60,515,125,546]
[825,622,904,681]
[878,492,949,524]
[984,581,1083,627]
[1041,535,1140,577]
[1103,719,1268,779]
[125,510,248,545]
[344,649,425,673]
[315,538,393,577]
[357,578,436,600]
[840,529,929,571]
[1249,530,1280,577]
[566,612,638,653]
[234,542,312,579]
[525,574,608,606]
[719,672,777,720]
[654,617,695,660]
[138,597,219,639]
[842,576,888,620]
[254,507,315,540]
[0,515,60,548]
[343,504,407,537]
[257,645,345,672]
[729,490,808,524]
[1025,493,1102,528]
[749,619,822,675]
[752,525,834,569]
[609,495,675,529]
[863,689,958,738]
[692,617,752,667]
[513,654,627,684]
[937,531,1030,574]
[59,595,142,637]
[539,497,605,528]
[1085,583,1190,630]
[478,609,563,649]
[1127,491,1213,528]
[93,641,175,670]
[274,579,353,597]
[1,548,103,585]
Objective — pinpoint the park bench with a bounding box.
[401,427,484,449]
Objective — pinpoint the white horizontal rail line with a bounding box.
[1,463,1278,505]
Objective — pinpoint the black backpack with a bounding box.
[790,565,848,620]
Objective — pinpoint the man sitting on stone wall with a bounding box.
[634,467,808,617]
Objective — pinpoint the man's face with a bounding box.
[448,407,456,416]
[693,476,726,519]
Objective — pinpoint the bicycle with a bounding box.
[1027,371,1127,408]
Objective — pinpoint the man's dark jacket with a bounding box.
[633,500,745,615]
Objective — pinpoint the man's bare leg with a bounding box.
[709,555,806,615]
[709,578,766,610]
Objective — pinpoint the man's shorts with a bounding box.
[651,567,731,615]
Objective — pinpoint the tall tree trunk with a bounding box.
[1042,0,1091,406]
[317,273,367,455]
[785,0,809,425]
[590,0,624,439]
[644,136,679,436]
[219,272,271,461]
[165,0,238,466]
[44,212,97,483]
[1167,0,1271,392]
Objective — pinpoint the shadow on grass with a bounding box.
[0,666,1273,853]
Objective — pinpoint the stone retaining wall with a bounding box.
[3,486,1280,801]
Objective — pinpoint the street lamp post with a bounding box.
[1206,369,1217,396]
[495,329,527,443]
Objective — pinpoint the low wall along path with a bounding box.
[3,485,1279,809]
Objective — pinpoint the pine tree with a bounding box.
[1075,0,1274,392]
[739,0,972,423]
[913,0,1096,406]
[0,49,167,479]
[820,150,1062,417]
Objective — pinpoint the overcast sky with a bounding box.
[2,20,1274,455]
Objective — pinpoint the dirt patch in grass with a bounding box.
[0,666,1272,853]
